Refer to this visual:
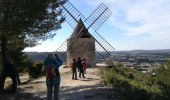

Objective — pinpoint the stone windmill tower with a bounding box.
[56,0,115,66]
[67,19,95,67]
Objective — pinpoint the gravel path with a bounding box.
[0,68,120,100]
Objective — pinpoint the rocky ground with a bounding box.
[0,68,121,100]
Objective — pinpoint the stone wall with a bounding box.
[67,38,96,67]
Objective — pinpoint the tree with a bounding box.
[156,60,170,85]
[156,60,170,99]
[0,0,66,90]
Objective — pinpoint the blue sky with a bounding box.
[24,0,170,52]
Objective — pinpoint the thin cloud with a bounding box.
[88,0,170,35]
[87,0,170,50]
[25,0,170,51]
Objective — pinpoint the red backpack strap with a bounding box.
[71,62,75,68]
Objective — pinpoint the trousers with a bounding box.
[72,68,77,79]
[46,78,60,100]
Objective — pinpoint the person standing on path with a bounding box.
[70,58,78,80]
[0,57,19,93]
[44,53,63,100]
[77,57,86,78]
[82,59,88,74]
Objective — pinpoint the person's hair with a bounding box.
[48,53,53,58]
[73,58,76,61]
[78,57,81,60]
[55,54,58,57]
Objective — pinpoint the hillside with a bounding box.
[114,49,170,55]
[25,49,170,63]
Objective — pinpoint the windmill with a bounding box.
[56,0,115,67]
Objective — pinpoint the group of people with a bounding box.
[70,57,88,80]
[44,55,88,100]
[0,54,88,100]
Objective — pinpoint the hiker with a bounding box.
[77,57,86,78]
[82,59,88,74]
[70,58,78,80]
[44,53,63,100]
[0,58,18,93]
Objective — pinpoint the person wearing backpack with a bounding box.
[70,58,78,80]
[44,53,63,100]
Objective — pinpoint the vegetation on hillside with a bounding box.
[100,61,170,100]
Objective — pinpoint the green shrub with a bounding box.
[155,60,170,100]
[29,62,44,78]
[100,66,161,100]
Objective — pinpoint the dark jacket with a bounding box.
[4,62,17,76]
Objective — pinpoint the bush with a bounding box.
[155,60,170,100]
[100,65,161,100]
[29,62,44,78]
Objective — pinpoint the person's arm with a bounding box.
[55,54,61,60]
[43,59,47,73]
[56,60,63,67]
[55,54,63,68]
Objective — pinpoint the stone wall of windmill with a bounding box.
[67,38,95,67]
[67,19,96,67]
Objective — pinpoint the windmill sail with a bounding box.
[57,0,114,60]
[61,0,86,29]
[85,3,112,31]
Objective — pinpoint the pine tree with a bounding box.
[0,0,66,90]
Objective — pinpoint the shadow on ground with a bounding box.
[60,85,120,100]
[0,90,46,100]
[0,84,121,100]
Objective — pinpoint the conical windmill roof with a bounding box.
[71,19,91,38]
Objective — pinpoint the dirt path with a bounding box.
[0,68,120,100]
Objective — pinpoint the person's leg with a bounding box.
[16,73,21,84]
[0,73,6,91]
[46,80,53,100]
[72,69,75,80]
[82,69,86,78]
[75,69,77,79]
[84,68,86,74]
[80,69,83,78]
[10,75,17,92]
[54,84,60,100]
[79,70,81,78]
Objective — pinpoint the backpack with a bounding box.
[83,62,87,69]
[46,64,56,80]
[71,62,76,68]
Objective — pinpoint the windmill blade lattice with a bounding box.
[93,31,115,59]
[85,3,112,31]
[55,40,67,60]
[61,0,86,29]
[57,0,114,60]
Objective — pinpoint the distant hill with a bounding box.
[25,52,49,63]
[25,49,170,62]
[113,49,170,55]
[25,52,67,63]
